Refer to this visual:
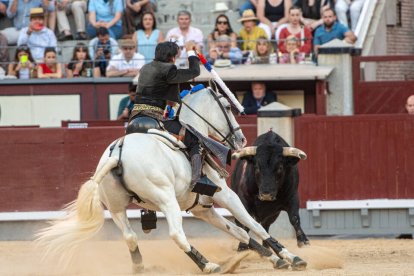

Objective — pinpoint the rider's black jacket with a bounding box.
[135,56,200,108]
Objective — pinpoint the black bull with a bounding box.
[231,131,310,248]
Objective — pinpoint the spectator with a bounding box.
[256,0,292,39]
[296,0,333,30]
[239,0,259,16]
[117,83,137,120]
[1,0,43,45]
[242,82,276,114]
[207,34,243,66]
[207,14,238,50]
[124,0,157,36]
[0,32,8,71]
[245,36,276,64]
[66,42,97,78]
[106,39,145,78]
[406,95,414,115]
[86,0,123,39]
[132,11,164,64]
[278,35,306,64]
[238,9,268,51]
[89,27,119,77]
[165,10,203,67]
[313,8,356,54]
[17,7,57,62]
[56,0,88,41]
[42,0,56,32]
[278,6,312,55]
[0,0,8,17]
[7,44,36,79]
[335,0,364,32]
[37,47,62,78]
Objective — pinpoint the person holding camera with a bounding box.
[88,27,119,77]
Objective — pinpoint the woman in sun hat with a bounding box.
[238,9,268,51]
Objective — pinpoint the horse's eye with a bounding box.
[225,105,231,111]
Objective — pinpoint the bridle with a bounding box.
[181,88,241,150]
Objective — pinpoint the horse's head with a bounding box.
[180,86,247,150]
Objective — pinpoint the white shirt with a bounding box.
[106,52,145,71]
[166,26,204,66]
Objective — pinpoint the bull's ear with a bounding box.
[285,156,300,166]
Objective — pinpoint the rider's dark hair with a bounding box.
[154,42,179,63]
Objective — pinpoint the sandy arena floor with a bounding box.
[0,238,413,275]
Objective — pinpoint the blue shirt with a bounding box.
[6,0,42,30]
[88,0,124,27]
[313,21,349,46]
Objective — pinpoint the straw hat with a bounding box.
[29,7,45,19]
[238,9,259,22]
[119,39,136,48]
[211,2,229,13]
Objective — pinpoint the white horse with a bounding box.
[36,86,307,273]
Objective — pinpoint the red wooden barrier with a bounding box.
[0,116,257,212]
[295,114,414,207]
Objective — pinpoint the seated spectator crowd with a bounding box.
[0,1,359,80]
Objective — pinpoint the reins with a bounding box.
[181,87,240,150]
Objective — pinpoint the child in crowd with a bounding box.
[278,35,306,64]
[7,45,37,79]
[245,36,277,64]
[66,42,97,78]
[38,47,62,78]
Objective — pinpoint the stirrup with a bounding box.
[191,176,222,197]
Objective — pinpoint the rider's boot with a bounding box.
[189,153,221,197]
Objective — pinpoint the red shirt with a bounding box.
[39,63,54,74]
[278,26,313,54]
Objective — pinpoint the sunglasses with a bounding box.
[122,47,135,50]
[217,21,228,25]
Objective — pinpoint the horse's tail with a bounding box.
[35,156,119,267]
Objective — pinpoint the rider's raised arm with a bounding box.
[166,51,200,84]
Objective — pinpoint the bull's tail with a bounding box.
[35,156,119,267]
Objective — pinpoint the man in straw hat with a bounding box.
[0,0,43,45]
[238,9,268,51]
[106,39,145,77]
[17,7,57,61]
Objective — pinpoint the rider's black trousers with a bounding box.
[163,118,201,157]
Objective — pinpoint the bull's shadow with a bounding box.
[231,130,310,249]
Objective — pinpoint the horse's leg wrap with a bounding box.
[248,238,273,257]
[185,245,208,271]
[263,237,285,255]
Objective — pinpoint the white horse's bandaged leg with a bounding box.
[191,207,289,269]
[159,196,220,273]
[212,186,304,265]
[110,210,143,272]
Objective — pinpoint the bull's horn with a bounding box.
[282,147,307,160]
[232,146,257,159]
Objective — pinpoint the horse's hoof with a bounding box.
[132,263,144,273]
[237,242,249,252]
[203,262,221,274]
[274,258,290,270]
[292,256,307,271]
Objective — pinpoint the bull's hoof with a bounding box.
[297,240,310,248]
[143,229,152,234]
[237,242,249,252]
[203,262,221,274]
[291,256,307,271]
[274,258,290,270]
